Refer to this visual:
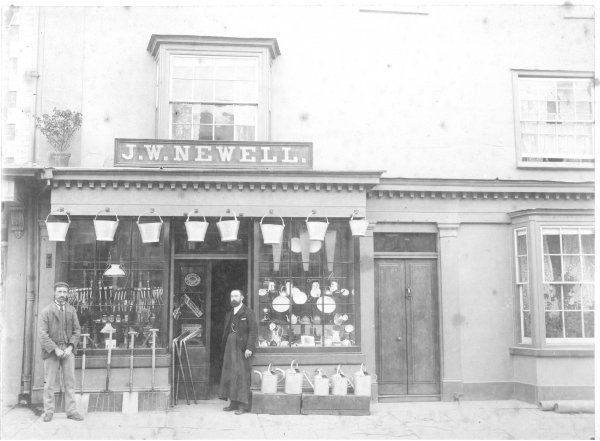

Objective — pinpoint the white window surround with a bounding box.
[514,228,532,344]
[147,35,280,141]
[509,210,595,349]
[511,69,595,169]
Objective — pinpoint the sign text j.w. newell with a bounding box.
[114,139,312,169]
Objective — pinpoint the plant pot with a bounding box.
[49,152,71,167]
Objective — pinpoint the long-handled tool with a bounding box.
[150,329,159,391]
[181,330,200,404]
[80,333,90,395]
[174,331,190,405]
[128,331,138,393]
[171,338,178,406]
[100,323,116,392]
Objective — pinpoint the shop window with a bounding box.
[57,218,168,350]
[541,227,594,343]
[374,233,437,253]
[254,219,359,350]
[148,35,280,140]
[514,228,531,343]
[513,72,594,167]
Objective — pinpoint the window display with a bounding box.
[57,219,168,349]
[254,219,359,350]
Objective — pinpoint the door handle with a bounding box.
[397,336,402,341]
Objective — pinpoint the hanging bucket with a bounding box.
[45,209,70,241]
[216,210,240,242]
[306,213,329,241]
[137,210,163,243]
[260,214,285,245]
[185,210,209,242]
[349,213,369,237]
[93,208,119,241]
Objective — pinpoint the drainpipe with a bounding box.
[31,7,44,165]
[18,179,49,404]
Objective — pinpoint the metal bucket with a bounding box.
[306,213,329,241]
[260,214,285,245]
[184,210,209,242]
[216,210,239,242]
[137,210,163,243]
[93,209,119,241]
[349,213,369,237]
[45,210,70,241]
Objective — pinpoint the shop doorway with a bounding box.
[209,260,247,393]
[375,259,440,398]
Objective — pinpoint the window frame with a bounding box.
[513,227,532,344]
[151,37,278,141]
[511,69,595,169]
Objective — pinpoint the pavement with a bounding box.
[1,399,596,440]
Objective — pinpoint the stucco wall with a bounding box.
[33,4,594,181]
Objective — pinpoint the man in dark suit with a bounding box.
[38,282,84,422]
[218,289,258,415]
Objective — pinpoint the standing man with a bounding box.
[38,282,84,422]
[219,289,257,415]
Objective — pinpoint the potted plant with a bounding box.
[34,108,82,167]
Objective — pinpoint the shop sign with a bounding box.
[114,139,312,169]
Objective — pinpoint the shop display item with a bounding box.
[184,211,209,242]
[349,213,369,237]
[254,364,286,394]
[93,208,119,241]
[331,365,349,396]
[216,210,240,242]
[137,209,163,243]
[310,281,321,298]
[282,360,304,394]
[316,295,336,314]
[272,294,290,312]
[306,214,329,241]
[45,209,71,241]
[353,364,373,397]
[260,215,285,245]
[304,369,330,396]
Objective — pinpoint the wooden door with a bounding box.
[376,259,440,396]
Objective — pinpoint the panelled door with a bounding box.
[375,259,440,396]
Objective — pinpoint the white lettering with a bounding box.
[281,147,299,163]
[216,146,235,162]
[121,143,135,160]
[174,145,189,161]
[194,145,212,161]
[260,147,277,163]
[240,146,257,162]
[144,144,164,161]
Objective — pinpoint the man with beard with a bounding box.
[219,289,258,415]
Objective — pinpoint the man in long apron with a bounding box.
[219,289,258,415]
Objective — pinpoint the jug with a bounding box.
[282,360,304,394]
[291,314,298,324]
[331,365,349,396]
[303,368,330,396]
[253,364,285,394]
[353,363,373,397]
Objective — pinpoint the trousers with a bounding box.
[43,344,78,415]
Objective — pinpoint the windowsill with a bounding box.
[254,350,364,365]
[517,161,595,170]
[509,346,594,358]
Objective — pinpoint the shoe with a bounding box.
[43,413,53,422]
[67,413,84,421]
[234,408,249,415]
[223,405,238,412]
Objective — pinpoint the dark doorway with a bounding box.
[209,260,247,394]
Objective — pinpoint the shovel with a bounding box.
[100,323,116,392]
[128,331,138,393]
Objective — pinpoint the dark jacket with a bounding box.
[221,304,258,354]
[38,302,81,359]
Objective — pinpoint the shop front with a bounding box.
[30,140,382,407]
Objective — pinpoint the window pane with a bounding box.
[172,79,192,101]
[374,233,437,252]
[521,285,530,310]
[582,256,595,281]
[576,102,593,120]
[563,255,582,282]
[544,284,562,310]
[543,255,562,282]
[523,311,531,338]
[563,285,581,310]
[194,65,213,80]
[236,126,255,141]
[518,256,528,283]
[199,105,214,124]
[516,232,527,255]
[581,285,594,310]
[520,100,538,119]
[543,234,561,254]
[214,80,234,102]
[172,65,193,79]
[198,125,212,140]
[172,104,192,124]
[235,106,257,126]
[235,81,257,102]
[172,124,191,140]
[215,64,236,80]
[562,230,580,253]
[583,312,594,337]
[236,65,256,81]
[564,312,583,338]
[545,311,564,338]
[215,125,234,141]
[214,105,234,124]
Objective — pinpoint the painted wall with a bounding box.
[31,4,593,180]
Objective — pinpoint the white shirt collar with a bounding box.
[233,304,243,315]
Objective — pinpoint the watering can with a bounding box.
[353,363,374,397]
[282,360,304,394]
[253,364,285,394]
[303,368,330,396]
[331,365,349,396]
